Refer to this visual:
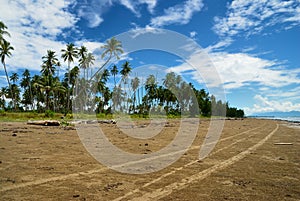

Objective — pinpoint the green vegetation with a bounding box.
[0,21,244,120]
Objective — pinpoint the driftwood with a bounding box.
[27,120,60,126]
[69,119,117,125]
[274,143,293,145]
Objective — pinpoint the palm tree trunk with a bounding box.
[2,62,14,110]
[67,61,70,114]
[89,54,111,82]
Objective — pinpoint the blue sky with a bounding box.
[0,0,299,115]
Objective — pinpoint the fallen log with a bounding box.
[27,120,60,126]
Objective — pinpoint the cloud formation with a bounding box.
[77,0,158,27]
[244,94,300,114]
[150,0,203,27]
[0,0,79,72]
[213,0,300,37]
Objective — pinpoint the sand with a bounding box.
[0,118,299,200]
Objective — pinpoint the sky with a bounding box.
[0,0,299,115]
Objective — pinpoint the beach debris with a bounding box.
[274,143,293,145]
[27,120,60,126]
[67,119,116,125]
[98,119,117,124]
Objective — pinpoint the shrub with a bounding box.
[45,110,55,118]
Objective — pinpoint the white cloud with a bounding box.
[189,31,197,38]
[244,94,300,115]
[120,0,139,15]
[77,0,157,27]
[77,0,112,28]
[213,0,300,37]
[168,49,300,90]
[139,0,157,14]
[150,0,204,27]
[0,0,79,73]
[205,38,233,52]
[119,0,157,15]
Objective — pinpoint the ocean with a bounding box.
[253,116,300,123]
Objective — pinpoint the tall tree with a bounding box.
[78,45,88,79]
[111,65,118,87]
[0,21,10,43]
[131,76,140,113]
[0,40,14,109]
[41,50,58,78]
[61,43,78,113]
[9,72,19,110]
[34,75,65,111]
[120,61,132,112]
[86,52,95,79]
[90,37,123,80]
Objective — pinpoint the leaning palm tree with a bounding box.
[90,37,123,81]
[61,43,78,113]
[0,40,14,109]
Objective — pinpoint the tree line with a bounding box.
[0,21,244,118]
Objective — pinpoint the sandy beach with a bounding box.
[0,118,299,200]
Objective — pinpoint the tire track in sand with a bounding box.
[0,124,266,192]
[117,124,279,201]
[113,124,269,201]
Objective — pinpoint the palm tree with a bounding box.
[120,61,132,112]
[56,61,61,78]
[111,65,118,87]
[0,21,10,43]
[131,76,140,113]
[34,75,65,111]
[112,85,124,112]
[10,72,18,84]
[0,87,6,109]
[41,50,58,78]
[69,66,80,96]
[78,46,88,79]
[86,52,95,79]
[0,40,14,109]
[9,73,19,110]
[61,43,78,113]
[90,37,123,80]
[145,74,157,111]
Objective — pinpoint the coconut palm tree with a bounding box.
[34,75,65,111]
[120,61,132,112]
[111,65,118,87]
[41,50,58,78]
[86,52,95,79]
[10,72,18,84]
[131,76,140,113]
[0,40,14,109]
[0,21,10,43]
[9,73,19,110]
[61,43,78,113]
[78,45,88,79]
[90,37,123,81]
